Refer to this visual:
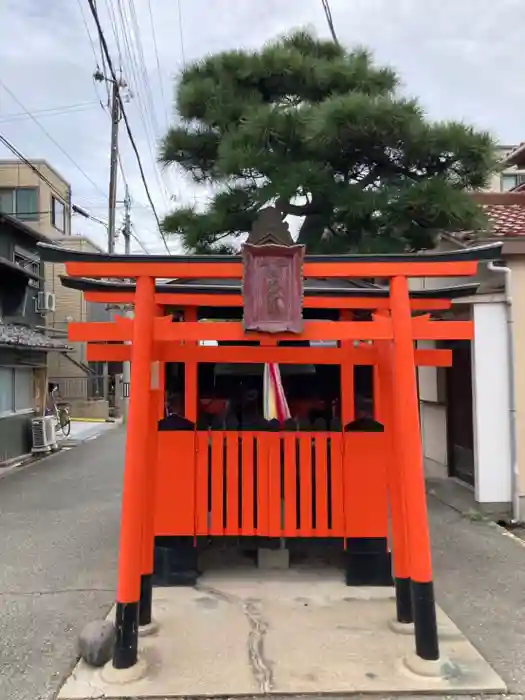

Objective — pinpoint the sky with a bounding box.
[0,0,524,254]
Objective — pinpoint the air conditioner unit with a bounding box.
[31,416,58,453]
[37,291,56,313]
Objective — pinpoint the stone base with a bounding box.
[100,656,148,684]
[402,653,455,679]
[345,537,393,586]
[153,537,199,586]
[257,547,290,570]
[59,571,506,699]
[138,620,159,637]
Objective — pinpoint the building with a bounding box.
[495,144,525,193]
[0,159,71,238]
[418,191,525,522]
[0,159,113,417]
[0,212,69,463]
[45,234,113,418]
[487,145,525,192]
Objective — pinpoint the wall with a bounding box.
[0,411,33,463]
[0,160,71,238]
[0,217,44,327]
[46,236,108,380]
[0,348,47,463]
[509,257,525,513]
[418,340,448,475]
[471,302,512,509]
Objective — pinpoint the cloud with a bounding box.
[1,0,524,253]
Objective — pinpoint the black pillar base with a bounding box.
[113,601,139,669]
[394,577,413,623]
[345,537,393,586]
[412,580,439,660]
[139,573,153,626]
[153,536,199,587]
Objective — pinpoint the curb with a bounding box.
[69,417,117,423]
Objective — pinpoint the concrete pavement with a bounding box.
[2,426,525,698]
[58,419,119,447]
[0,428,124,700]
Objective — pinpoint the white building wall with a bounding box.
[418,340,447,474]
[471,302,512,505]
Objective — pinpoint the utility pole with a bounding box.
[93,68,130,412]
[107,79,120,254]
[94,69,127,253]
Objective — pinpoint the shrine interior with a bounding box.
[162,305,374,429]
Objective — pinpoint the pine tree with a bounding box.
[160,30,494,254]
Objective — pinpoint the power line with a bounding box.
[146,0,170,132]
[0,79,108,200]
[130,225,151,254]
[0,132,71,203]
[103,0,124,67]
[75,0,111,107]
[0,102,99,124]
[87,0,170,254]
[321,0,340,46]
[177,0,186,66]
[114,0,172,207]
[0,132,112,229]
[75,0,102,66]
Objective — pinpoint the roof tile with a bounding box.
[483,204,525,237]
[0,324,69,350]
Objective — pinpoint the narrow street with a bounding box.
[2,428,525,699]
[0,429,124,700]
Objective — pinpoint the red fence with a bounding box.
[154,430,389,540]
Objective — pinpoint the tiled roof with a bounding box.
[484,204,525,237]
[456,193,525,242]
[0,323,69,351]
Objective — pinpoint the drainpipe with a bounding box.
[487,261,519,522]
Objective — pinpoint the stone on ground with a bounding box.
[77,620,115,668]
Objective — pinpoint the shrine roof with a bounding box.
[59,275,480,300]
[165,276,381,291]
[38,241,502,265]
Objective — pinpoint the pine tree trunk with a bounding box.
[297,213,325,248]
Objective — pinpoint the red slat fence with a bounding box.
[154,430,389,540]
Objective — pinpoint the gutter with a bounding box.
[487,261,519,522]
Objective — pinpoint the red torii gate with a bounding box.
[39,239,501,673]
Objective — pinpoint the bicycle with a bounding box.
[46,386,72,437]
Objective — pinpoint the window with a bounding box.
[0,187,39,220]
[0,189,14,215]
[0,367,34,415]
[0,368,13,414]
[14,368,33,411]
[501,173,525,192]
[51,195,65,232]
[13,247,40,278]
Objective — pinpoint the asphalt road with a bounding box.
[0,428,124,700]
[2,426,525,700]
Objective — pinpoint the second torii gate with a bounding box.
[39,235,502,674]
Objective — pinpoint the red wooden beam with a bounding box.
[83,290,453,312]
[411,316,473,341]
[66,259,478,279]
[154,319,393,342]
[86,342,452,367]
[70,316,471,344]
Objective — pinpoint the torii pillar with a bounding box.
[113,276,155,669]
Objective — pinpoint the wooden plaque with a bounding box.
[242,243,305,333]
